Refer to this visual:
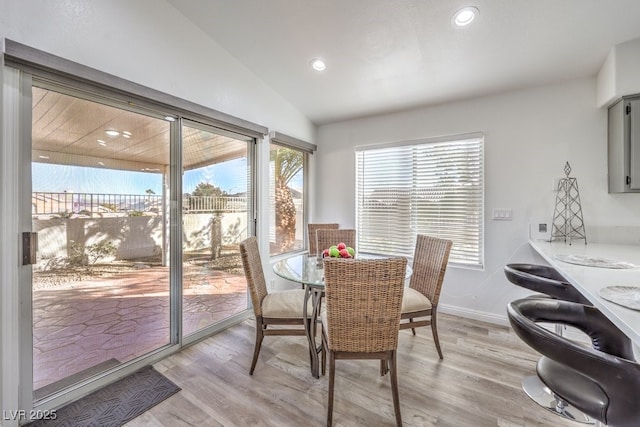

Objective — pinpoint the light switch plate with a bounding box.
[492,208,512,221]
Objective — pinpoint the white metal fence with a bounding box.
[32,192,248,217]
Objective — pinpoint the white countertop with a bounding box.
[529,239,640,345]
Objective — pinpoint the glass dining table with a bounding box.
[272,253,412,378]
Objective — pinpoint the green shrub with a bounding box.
[86,241,117,265]
[68,240,117,267]
[68,242,88,266]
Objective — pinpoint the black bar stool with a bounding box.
[504,263,591,305]
[508,297,640,427]
[504,263,593,423]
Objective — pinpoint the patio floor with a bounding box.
[33,263,247,397]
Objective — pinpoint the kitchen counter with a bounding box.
[529,239,640,346]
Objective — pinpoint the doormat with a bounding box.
[26,366,180,427]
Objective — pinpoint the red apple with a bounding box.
[322,249,330,258]
[339,248,350,258]
[337,242,347,250]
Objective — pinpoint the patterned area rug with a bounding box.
[27,366,180,427]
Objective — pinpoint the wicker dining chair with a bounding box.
[315,228,356,257]
[399,234,452,360]
[239,236,311,375]
[321,257,407,427]
[308,223,340,256]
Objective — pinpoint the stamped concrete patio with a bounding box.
[32,262,247,398]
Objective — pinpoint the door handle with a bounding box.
[22,232,38,265]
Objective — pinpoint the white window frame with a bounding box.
[268,131,316,257]
[355,132,484,268]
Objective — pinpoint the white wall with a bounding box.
[316,77,640,324]
[0,0,315,143]
[597,37,640,107]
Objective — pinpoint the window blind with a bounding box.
[355,134,484,268]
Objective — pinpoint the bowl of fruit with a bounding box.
[322,242,355,259]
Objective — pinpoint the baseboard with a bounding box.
[438,304,594,344]
[439,304,510,327]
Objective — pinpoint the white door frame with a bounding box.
[1,65,33,427]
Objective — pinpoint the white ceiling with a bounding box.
[168,0,640,125]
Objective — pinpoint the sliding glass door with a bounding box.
[181,121,251,338]
[30,85,174,400]
[23,83,254,406]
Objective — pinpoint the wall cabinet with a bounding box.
[608,95,640,193]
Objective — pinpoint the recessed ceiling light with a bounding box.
[310,58,326,71]
[105,130,120,137]
[453,6,479,27]
[39,155,50,159]
[97,139,106,146]
[165,116,176,122]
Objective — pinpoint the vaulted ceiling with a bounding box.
[168,0,640,125]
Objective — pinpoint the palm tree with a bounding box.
[272,147,303,252]
[191,182,227,259]
[144,188,155,211]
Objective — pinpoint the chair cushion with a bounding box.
[401,287,432,314]
[262,289,312,318]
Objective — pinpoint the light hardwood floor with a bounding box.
[125,313,579,426]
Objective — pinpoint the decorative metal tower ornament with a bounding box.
[550,162,587,245]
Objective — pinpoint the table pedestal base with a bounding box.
[303,285,323,378]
